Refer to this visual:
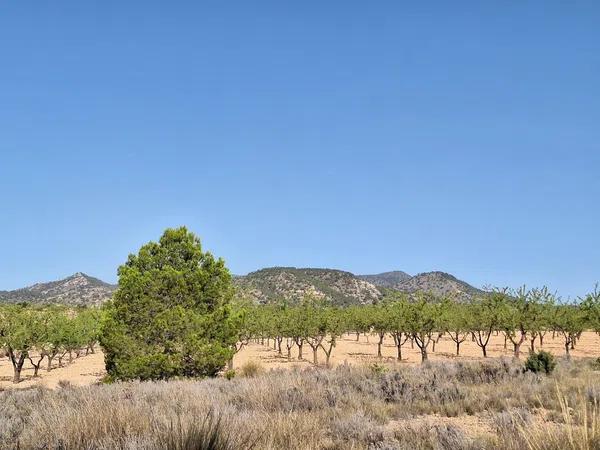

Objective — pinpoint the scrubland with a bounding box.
[2,353,600,449]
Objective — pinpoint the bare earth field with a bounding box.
[1,331,599,390]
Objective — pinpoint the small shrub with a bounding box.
[57,380,72,389]
[239,361,263,378]
[524,351,556,375]
[590,357,600,370]
[224,369,236,380]
[369,363,388,375]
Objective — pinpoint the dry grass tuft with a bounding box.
[238,361,264,378]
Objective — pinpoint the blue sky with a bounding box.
[1,2,598,298]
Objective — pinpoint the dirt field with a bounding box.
[2,331,599,389]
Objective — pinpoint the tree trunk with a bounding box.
[312,348,318,365]
[456,341,460,356]
[396,344,402,361]
[377,333,384,358]
[47,355,54,371]
[420,347,428,362]
[297,342,303,359]
[356,332,360,342]
[11,353,26,383]
[513,342,522,359]
[530,337,535,353]
[482,345,487,357]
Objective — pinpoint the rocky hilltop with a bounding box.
[392,271,484,299]
[358,271,412,289]
[0,272,116,306]
[234,267,382,306]
[234,267,483,305]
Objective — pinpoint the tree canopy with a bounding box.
[100,227,238,381]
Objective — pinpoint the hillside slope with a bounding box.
[358,271,412,289]
[394,271,483,299]
[0,272,116,306]
[234,267,382,306]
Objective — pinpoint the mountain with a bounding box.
[233,267,382,306]
[392,271,484,300]
[358,271,412,289]
[0,268,484,307]
[0,272,116,306]
[234,268,483,304]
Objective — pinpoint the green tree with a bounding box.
[442,301,470,356]
[0,305,37,383]
[370,304,389,358]
[582,286,600,337]
[526,287,554,353]
[471,292,504,357]
[319,307,347,366]
[404,295,439,363]
[100,227,238,381]
[551,303,585,358]
[386,297,410,361]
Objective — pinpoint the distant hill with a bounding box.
[235,268,484,304]
[0,268,485,307]
[358,271,412,289]
[0,272,116,307]
[393,271,484,300]
[233,267,382,306]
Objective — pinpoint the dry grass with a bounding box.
[1,358,600,449]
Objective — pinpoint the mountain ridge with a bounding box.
[0,268,484,306]
[0,272,116,307]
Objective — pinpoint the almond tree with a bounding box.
[25,308,56,377]
[582,286,600,354]
[500,287,536,359]
[526,287,554,353]
[0,305,37,383]
[302,298,328,365]
[386,298,410,361]
[44,309,70,371]
[404,295,439,363]
[471,292,504,357]
[346,305,370,342]
[442,301,470,356]
[551,303,586,358]
[370,304,389,358]
[319,307,347,366]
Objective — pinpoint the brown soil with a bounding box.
[1,331,598,390]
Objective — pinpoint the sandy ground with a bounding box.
[1,332,599,390]
[232,331,600,370]
[0,351,105,390]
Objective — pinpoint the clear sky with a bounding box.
[1,2,598,298]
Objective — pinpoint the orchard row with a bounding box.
[232,287,600,365]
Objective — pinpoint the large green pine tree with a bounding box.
[100,227,238,381]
